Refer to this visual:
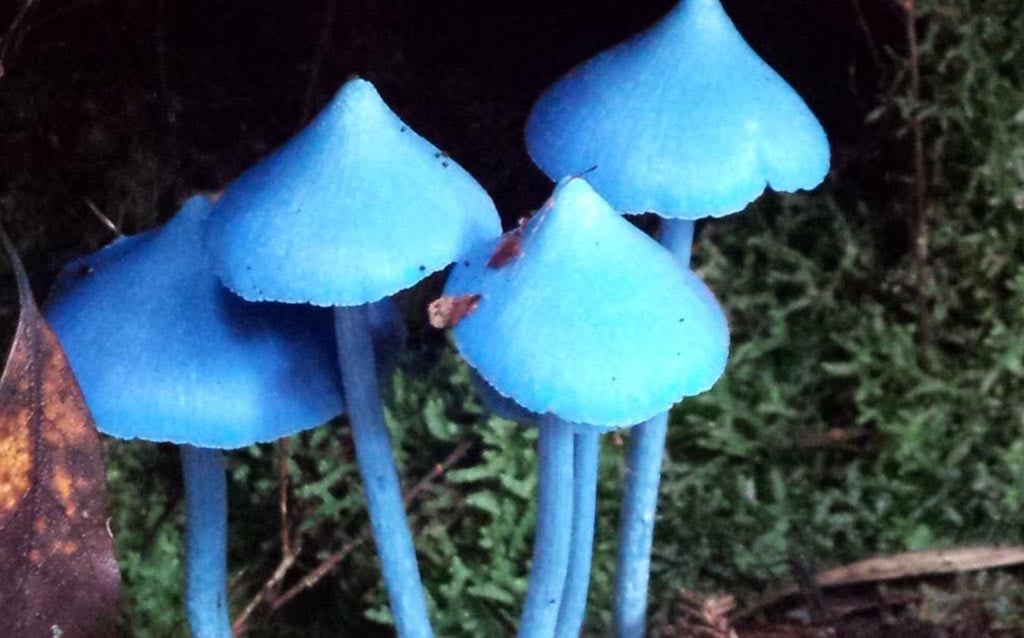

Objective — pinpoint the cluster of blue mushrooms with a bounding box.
[207,78,500,638]
[46,197,346,638]
[444,178,728,637]
[519,0,830,636]
[49,78,500,638]
[45,0,829,635]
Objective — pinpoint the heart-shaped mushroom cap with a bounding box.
[47,197,345,448]
[445,178,729,428]
[525,0,830,220]
[207,77,501,307]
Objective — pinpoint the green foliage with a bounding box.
[106,442,187,637]
[101,1,1024,635]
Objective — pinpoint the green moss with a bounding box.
[65,0,1024,634]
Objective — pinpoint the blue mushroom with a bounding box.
[449,179,726,425]
[525,3,831,634]
[208,79,499,308]
[206,77,501,638]
[525,0,829,221]
[46,196,345,638]
[443,178,728,637]
[470,369,537,424]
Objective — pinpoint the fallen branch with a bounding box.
[739,545,1024,620]
[816,546,1024,586]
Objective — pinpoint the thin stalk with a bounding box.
[334,303,433,638]
[615,218,693,638]
[614,412,669,638]
[657,218,695,265]
[555,430,601,637]
[182,445,232,638]
[519,416,575,637]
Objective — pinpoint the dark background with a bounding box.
[0,0,905,301]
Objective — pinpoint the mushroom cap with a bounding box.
[46,196,345,449]
[470,369,537,424]
[525,0,830,220]
[445,178,729,428]
[470,370,624,434]
[207,77,502,307]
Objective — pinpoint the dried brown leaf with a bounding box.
[0,229,124,637]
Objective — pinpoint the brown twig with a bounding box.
[268,529,364,613]
[0,0,37,78]
[231,439,296,635]
[232,439,473,632]
[901,0,935,337]
[231,545,300,635]
[403,439,474,505]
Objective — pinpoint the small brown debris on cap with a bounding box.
[487,216,530,268]
[428,294,482,329]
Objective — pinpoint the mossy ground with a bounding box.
[2,0,1023,635]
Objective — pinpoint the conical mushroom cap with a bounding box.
[207,77,502,307]
[470,369,537,424]
[445,178,729,428]
[525,0,830,219]
[470,370,616,434]
[46,197,345,449]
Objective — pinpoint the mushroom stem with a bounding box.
[614,411,670,638]
[334,303,434,638]
[182,445,232,638]
[519,416,575,637]
[614,218,695,637]
[555,430,601,637]
[658,218,695,265]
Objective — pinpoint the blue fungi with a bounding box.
[447,178,728,426]
[521,416,575,636]
[47,196,345,638]
[525,2,831,634]
[614,412,670,638]
[206,77,501,638]
[444,178,728,636]
[554,430,601,638]
[525,0,830,220]
[207,78,500,307]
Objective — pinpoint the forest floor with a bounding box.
[658,547,1024,638]
[6,2,1024,636]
